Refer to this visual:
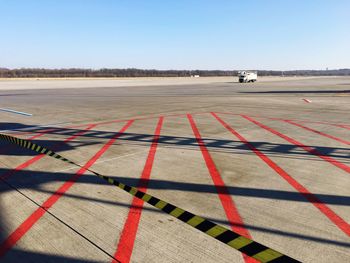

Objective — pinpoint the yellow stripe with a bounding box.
[142,193,152,202]
[206,225,227,238]
[227,236,253,250]
[253,248,284,262]
[0,133,296,262]
[170,207,185,218]
[187,216,205,227]
[129,187,137,196]
[155,200,167,209]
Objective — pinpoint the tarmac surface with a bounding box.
[0,77,349,262]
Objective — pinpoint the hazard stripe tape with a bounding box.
[0,133,298,263]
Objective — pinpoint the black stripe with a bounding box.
[195,220,217,232]
[135,191,145,199]
[124,185,132,192]
[215,230,240,243]
[42,148,49,154]
[162,203,176,214]
[148,197,160,206]
[178,211,195,222]
[102,175,109,181]
[238,242,267,256]
[0,133,298,262]
[269,255,300,263]
[113,180,119,187]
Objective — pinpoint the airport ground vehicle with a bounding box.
[238,71,257,83]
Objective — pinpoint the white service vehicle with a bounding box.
[238,71,257,83]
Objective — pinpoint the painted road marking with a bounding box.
[0,108,32,116]
[188,114,257,263]
[114,117,163,263]
[242,115,350,174]
[284,120,350,145]
[0,121,133,258]
[211,112,350,237]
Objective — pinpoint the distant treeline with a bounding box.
[0,68,349,78]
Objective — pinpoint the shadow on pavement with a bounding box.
[1,123,349,162]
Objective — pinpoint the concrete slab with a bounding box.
[1,77,349,262]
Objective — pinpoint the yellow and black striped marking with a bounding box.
[0,133,299,262]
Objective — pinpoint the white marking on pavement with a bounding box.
[0,108,33,116]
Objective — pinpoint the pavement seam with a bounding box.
[188,114,257,263]
[113,117,164,263]
[211,112,350,237]
[0,120,133,258]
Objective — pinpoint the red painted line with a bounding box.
[3,127,59,137]
[113,117,164,263]
[55,112,208,131]
[302,98,312,103]
[242,115,350,174]
[285,120,350,145]
[27,128,58,140]
[1,112,210,139]
[214,111,350,127]
[187,114,257,263]
[69,112,205,129]
[0,125,96,181]
[337,124,350,131]
[211,112,350,237]
[0,120,134,258]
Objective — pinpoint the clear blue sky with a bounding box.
[1,0,349,70]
